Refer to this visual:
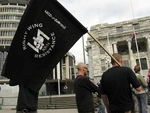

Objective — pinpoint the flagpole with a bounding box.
[130,0,143,74]
[130,0,135,19]
[133,30,143,74]
[82,36,86,63]
[87,32,121,66]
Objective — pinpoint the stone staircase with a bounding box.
[38,96,50,109]
[38,94,77,109]
[38,92,150,109]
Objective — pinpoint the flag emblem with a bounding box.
[22,23,56,58]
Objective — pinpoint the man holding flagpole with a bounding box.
[1,0,87,112]
[101,53,142,113]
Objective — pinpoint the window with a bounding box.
[138,41,147,52]
[117,44,128,55]
[136,58,148,70]
[99,47,105,54]
[101,66,106,72]
[133,23,140,30]
[132,41,147,53]
[69,56,73,66]
[101,59,106,71]
[123,60,129,67]
[116,26,123,32]
[63,57,66,64]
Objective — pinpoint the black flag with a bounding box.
[2,0,87,92]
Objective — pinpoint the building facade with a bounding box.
[87,16,150,83]
[0,0,76,96]
[0,0,29,79]
[45,52,76,95]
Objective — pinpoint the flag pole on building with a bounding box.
[130,0,143,75]
[133,31,142,69]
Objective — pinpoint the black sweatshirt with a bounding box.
[74,75,99,113]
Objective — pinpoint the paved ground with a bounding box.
[0,106,150,113]
[0,109,78,113]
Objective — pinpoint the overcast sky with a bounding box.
[58,0,150,64]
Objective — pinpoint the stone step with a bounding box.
[38,94,150,109]
[38,95,77,109]
[47,104,77,109]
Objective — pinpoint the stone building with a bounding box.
[0,0,30,78]
[86,16,150,82]
[0,0,76,96]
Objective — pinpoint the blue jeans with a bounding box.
[98,99,105,113]
[136,93,148,113]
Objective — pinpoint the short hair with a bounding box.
[134,65,140,73]
[77,62,86,70]
[111,53,122,64]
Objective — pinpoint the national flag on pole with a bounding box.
[131,32,136,50]
[148,69,150,77]
[1,0,87,92]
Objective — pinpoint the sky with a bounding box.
[58,0,150,64]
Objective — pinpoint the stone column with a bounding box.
[146,37,150,68]
[112,42,118,53]
[127,39,136,69]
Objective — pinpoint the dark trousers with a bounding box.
[16,85,38,112]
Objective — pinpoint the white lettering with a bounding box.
[27,23,43,31]
[45,10,66,29]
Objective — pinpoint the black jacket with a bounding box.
[74,75,99,113]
